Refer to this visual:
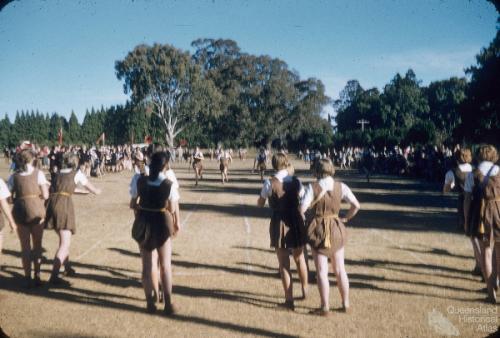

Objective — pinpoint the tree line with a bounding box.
[336,1,499,149]
[1,3,498,151]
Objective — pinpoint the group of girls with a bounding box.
[444,144,500,303]
[0,148,101,287]
[257,152,360,315]
[129,148,181,315]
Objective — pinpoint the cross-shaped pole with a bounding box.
[357,119,370,132]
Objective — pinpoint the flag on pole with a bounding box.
[96,132,105,145]
[57,127,63,145]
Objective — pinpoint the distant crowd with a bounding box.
[299,145,463,183]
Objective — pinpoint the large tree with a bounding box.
[425,77,467,143]
[459,1,499,144]
[115,43,220,147]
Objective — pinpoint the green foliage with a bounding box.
[405,120,437,146]
[459,27,500,144]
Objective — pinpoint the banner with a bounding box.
[96,132,105,145]
[57,127,63,145]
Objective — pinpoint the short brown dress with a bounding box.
[45,171,77,234]
[257,155,266,171]
[11,170,46,226]
[193,154,203,171]
[132,176,174,251]
[470,169,500,244]
[219,157,229,171]
[306,181,348,256]
[268,177,306,248]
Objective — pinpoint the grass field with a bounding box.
[0,158,498,338]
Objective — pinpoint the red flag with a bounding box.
[57,128,63,145]
[144,135,152,144]
[96,132,105,145]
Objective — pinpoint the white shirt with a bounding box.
[464,161,500,193]
[130,171,180,202]
[134,164,149,176]
[59,169,89,186]
[194,151,204,160]
[260,169,304,199]
[7,164,49,191]
[444,163,473,189]
[0,179,11,200]
[300,176,358,210]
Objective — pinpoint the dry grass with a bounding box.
[0,158,497,338]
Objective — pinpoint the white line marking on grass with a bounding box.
[181,194,203,228]
[239,194,253,272]
[74,237,106,262]
[370,229,428,265]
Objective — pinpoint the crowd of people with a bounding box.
[0,140,498,319]
[300,145,457,183]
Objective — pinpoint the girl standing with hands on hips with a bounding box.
[300,159,360,316]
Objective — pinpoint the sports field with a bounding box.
[0,158,497,337]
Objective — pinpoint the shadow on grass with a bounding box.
[0,266,297,338]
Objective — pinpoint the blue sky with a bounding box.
[0,0,497,121]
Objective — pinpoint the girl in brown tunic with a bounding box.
[0,178,17,266]
[219,149,232,184]
[442,148,482,276]
[131,151,181,315]
[464,145,500,303]
[300,159,360,315]
[7,149,49,287]
[45,153,101,285]
[192,147,204,186]
[253,147,267,182]
[257,153,308,311]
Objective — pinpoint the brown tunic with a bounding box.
[193,158,203,171]
[11,170,46,226]
[45,171,77,234]
[132,176,174,251]
[257,156,266,171]
[268,177,306,249]
[306,181,347,255]
[482,174,500,243]
[469,169,500,243]
[219,157,229,171]
[453,167,467,231]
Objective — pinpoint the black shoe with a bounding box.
[472,266,482,276]
[22,277,34,289]
[146,301,157,314]
[278,300,295,311]
[163,303,177,316]
[64,266,76,277]
[33,275,43,287]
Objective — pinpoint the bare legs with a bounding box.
[17,223,44,286]
[312,247,350,313]
[471,236,482,273]
[221,168,229,183]
[480,238,497,303]
[141,238,175,314]
[275,247,308,309]
[194,167,202,186]
[50,229,72,283]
